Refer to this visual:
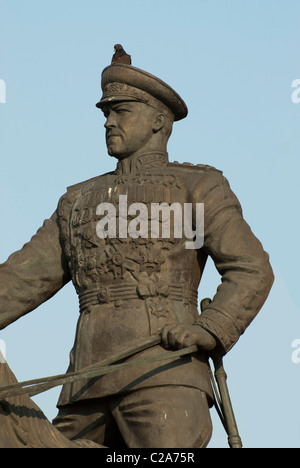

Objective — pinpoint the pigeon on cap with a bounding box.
[112,44,132,65]
[96,46,188,121]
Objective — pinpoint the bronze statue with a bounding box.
[0,46,274,448]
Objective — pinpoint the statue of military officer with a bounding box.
[0,50,274,448]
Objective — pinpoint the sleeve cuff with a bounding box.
[194,309,241,356]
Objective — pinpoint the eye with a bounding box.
[116,108,130,114]
[113,104,132,114]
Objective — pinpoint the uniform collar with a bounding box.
[115,151,168,175]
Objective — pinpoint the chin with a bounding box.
[107,147,129,160]
[107,145,118,157]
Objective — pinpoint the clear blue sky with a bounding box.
[1,0,300,448]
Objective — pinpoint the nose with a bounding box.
[104,111,117,129]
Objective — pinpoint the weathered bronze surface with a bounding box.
[0,351,102,448]
[0,47,274,448]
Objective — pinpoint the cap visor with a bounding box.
[96,95,140,109]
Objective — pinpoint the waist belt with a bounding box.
[79,281,198,313]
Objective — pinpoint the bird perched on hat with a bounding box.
[111,44,132,65]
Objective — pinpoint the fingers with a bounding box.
[161,324,193,350]
[161,324,217,353]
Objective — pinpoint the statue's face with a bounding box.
[102,101,156,159]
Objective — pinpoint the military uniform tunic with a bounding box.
[0,152,274,408]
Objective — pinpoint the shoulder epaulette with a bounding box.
[168,161,223,175]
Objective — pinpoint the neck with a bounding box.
[114,150,169,175]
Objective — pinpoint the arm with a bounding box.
[162,171,274,356]
[0,209,71,330]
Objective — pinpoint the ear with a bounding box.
[153,113,166,133]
